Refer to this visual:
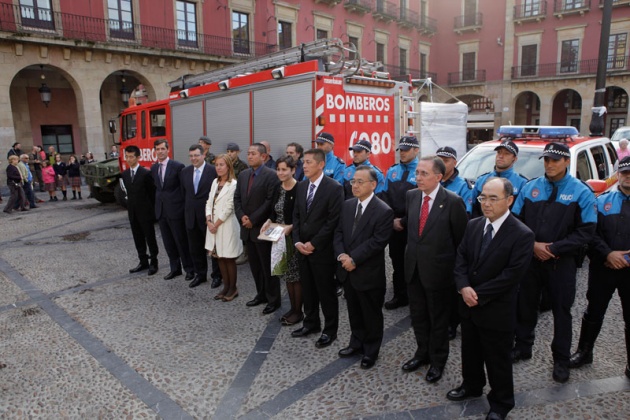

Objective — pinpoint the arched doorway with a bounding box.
[552,89,582,130]
[605,86,628,138]
[514,91,541,125]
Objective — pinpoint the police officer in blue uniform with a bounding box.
[471,140,528,217]
[314,132,345,184]
[569,156,630,377]
[342,139,385,199]
[511,142,597,383]
[380,136,419,310]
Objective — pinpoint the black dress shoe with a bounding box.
[163,270,182,280]
[185,272,195,281]
[486,412,505,420]
[262,304,280,315]
[384,297,408,310]
[211,277,222,289]
[291,326,321,338]
[338,347,361,358]
[148,264,158,276]
[189,276,207,288]
[246,297,268,307]
[402,357,429,372]
[315,334,336,349]
[425,365,443,383]
[360,356,376,369]
[552,361,570,383]
[129,263,149,273]
[446,385,483,401]
[511,348,532,363]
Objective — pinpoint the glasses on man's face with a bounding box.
[477,196,508,204]
[349,179,373,186]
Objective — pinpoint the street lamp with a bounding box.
[120,71,130,107]
[38,65,51,107]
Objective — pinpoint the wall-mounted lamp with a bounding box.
[218,80,230,90]
[564,100,570,109]
[271,66,285,79]
[497,36,503,47]
[485,105,491,114]
[524,102,531,110]
[179,89,189,99]
[38,65,51,107]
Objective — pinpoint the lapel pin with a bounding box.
[439,205,444,208]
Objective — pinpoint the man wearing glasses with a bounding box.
[448,177,534,420]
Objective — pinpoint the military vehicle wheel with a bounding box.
[114,182,128,209]
[92,187,116,204]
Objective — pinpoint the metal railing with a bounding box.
[511,56,629,79]
[0,3,276,59]
[514,0,547,19]
[454,12,483,30]
[599,0,630,6]
[374,0,399,19]
[448,70,486,85]
[554,0,591,13]
[399,8,419,26]
[383,64,437,82]
[344,0,374,10]
[419,15,437,33]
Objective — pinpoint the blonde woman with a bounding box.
[205,154,242,301]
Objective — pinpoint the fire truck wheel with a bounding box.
[91,187,116,204]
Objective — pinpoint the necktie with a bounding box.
[479,224,494,258]
[158,162,164,186]
[418,195,430,236]
[247,171,255,195]
[352,203,363,234]
[193,168,200,194]
[306,183,316,211]
[548,184,558,203]
[130,169,135,183]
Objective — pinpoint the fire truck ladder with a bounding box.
[168,38,363,90]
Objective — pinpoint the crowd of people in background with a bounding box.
[3,132,630,420]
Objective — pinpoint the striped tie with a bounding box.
[306,183,316,211]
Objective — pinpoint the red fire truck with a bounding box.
[85,39,421,204]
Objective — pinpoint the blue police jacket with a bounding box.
[442,168,472,214]
[324,150,345,184]
[380,157,418,217]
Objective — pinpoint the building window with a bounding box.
[564,0,583,10]
[376,42,385,64]
[278,21,292,50]
[463,0,477,26]
[108,0,134,40]
[316,29,328,40]
[610,118,626,138]
[462,52,476,81]
[41,125,74,154]
[608,33,627,70]
[560,39,579,73]
[19,0,54,30]
[521,44,537,76]
[399,48,407,74]
[420,53,427,77]
[523,0,541,17]
[348,36,359,60]
[233,11,250,54]
[176,1,197,47]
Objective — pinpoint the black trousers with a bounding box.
[407,267,451,368]
[515,257,577,362]
[584,264,630,325]
[158,216,193,274]
[388,228,408,302]
[461,318,515,417]
[246,240,280,306]
[4,183,25,211]
[299,257,338,337]
[344,282,385,360]
[130,216,158,263]
[187,225,207,278]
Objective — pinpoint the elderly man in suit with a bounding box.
[151,139,193,281]
[234,143,281,314]
[122,145,159,275]
[181,144,217,288]
[447,177,534,420]
[292,148,344,348]
[334,165,393,369]
[401,155,468,382]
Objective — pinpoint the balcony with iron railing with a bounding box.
[448,69,486,85]
[511,56,630,79]
[554,0,591,17]
[514,0,548,23]
[382,64,437,83]
[419,15,437,34]
[398,8,419,29]
[343,0,373,15]
[599,0,630,7]
[373,0,399,22]
[0,3,276,59]
[453,13,483,34]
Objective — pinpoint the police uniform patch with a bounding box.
[604,202,612,212]
[391,170,398,180]
[532,188,539,198]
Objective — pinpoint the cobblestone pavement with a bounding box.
[1,198,629,419]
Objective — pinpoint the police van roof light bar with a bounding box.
[497,126,579,140]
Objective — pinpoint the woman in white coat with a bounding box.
[205,154,242,301]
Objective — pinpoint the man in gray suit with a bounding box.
[401,156,468,383]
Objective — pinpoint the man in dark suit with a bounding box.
[234,143,281,314]
[447,178,534,420]
[292,148,344,348]
[151,139,193,281]
[402,156,468,382]
[334,166,393,368]
[180,144,217,288]
[122,145,159,275]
